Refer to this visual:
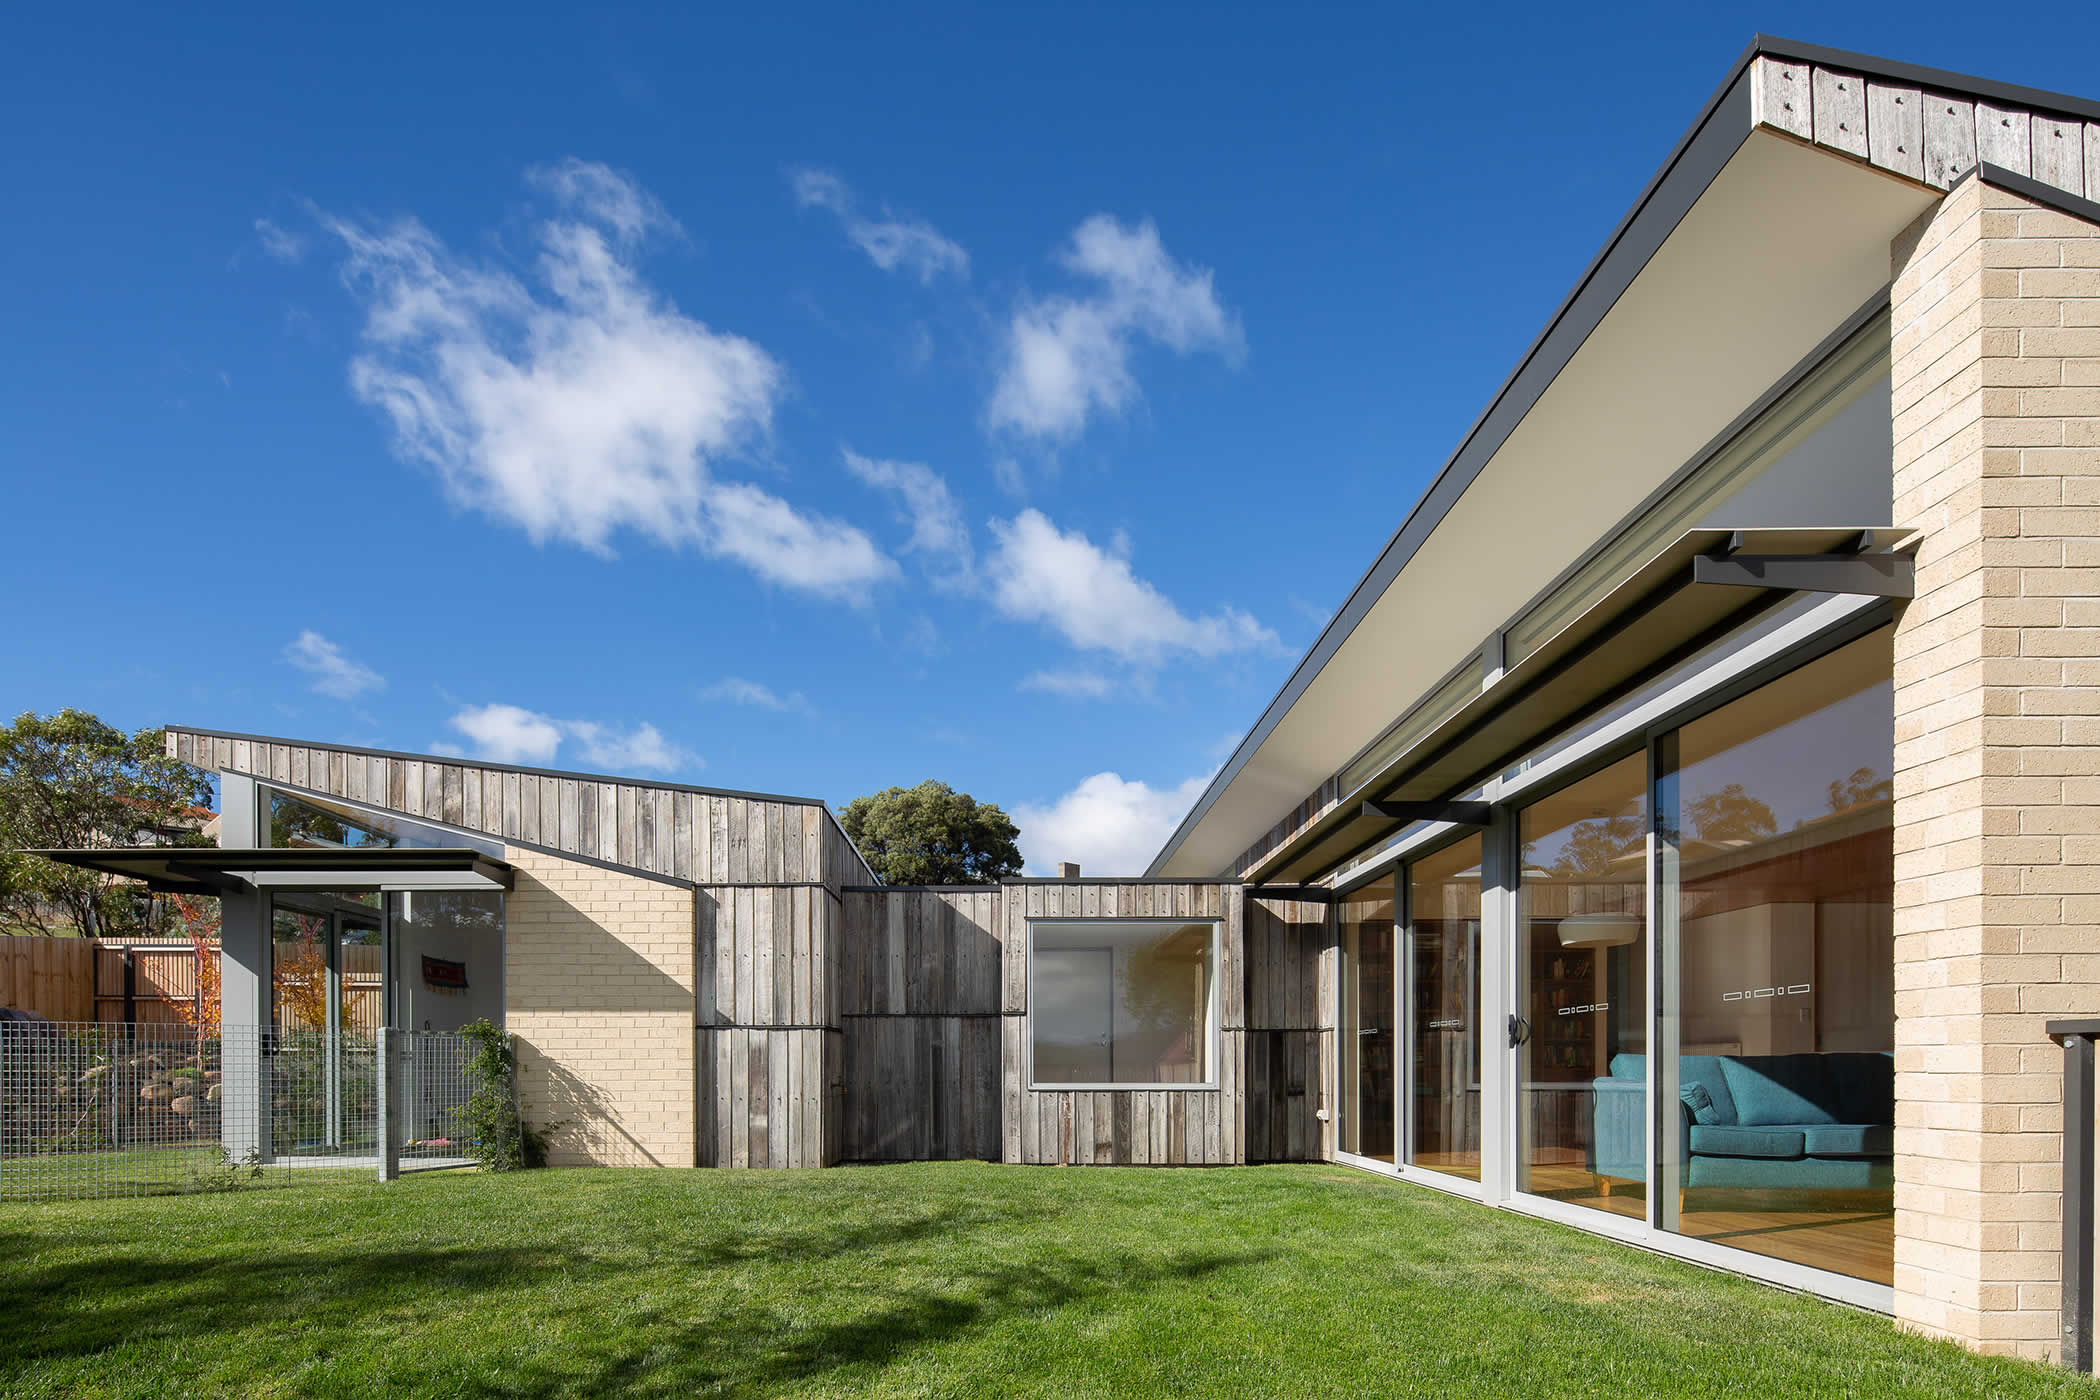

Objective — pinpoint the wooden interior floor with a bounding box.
[1522,1165,1893,1286]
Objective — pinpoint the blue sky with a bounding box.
[5,4,2097,874]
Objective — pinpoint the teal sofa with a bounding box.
[1589,1051,1893,1191]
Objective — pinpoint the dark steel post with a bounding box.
[2064,1032,2094,1373]
[122,951,137,1040]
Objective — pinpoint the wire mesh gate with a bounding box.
[0,1020,484,1201]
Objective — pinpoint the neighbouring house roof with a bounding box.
[1147,35,2100,878]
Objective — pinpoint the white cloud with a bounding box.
[325,161,895,602]
[564,720,697,773]
[446,703,698,773]
[791,169,968,283]
[700,677,813,714]
[988,215,1242,440]
[255,217,306,264]
[449,703,562,764]
[1014,770,1212,876]
[842,449,972,588]
[985,509,1276,663]
[1019,669,1116,699]
[283,631,385,699]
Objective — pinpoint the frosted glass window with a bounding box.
[1031,921,1216,1086]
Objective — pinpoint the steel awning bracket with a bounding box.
[1690,550,1914,598]
[1360,799,1494,827]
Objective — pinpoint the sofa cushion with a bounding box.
[1680,1081,1723,1125]
[1679,1056,1738,1126]
[1801,1123,1892,1159]
[1826,1052,1895,1127]
[1690,1124,1807,1159]
[1604,1053,1739,1124]
[1719,1054,1839,1127]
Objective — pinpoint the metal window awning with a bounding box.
[1243,526,1915,885]
[26,847,514,895]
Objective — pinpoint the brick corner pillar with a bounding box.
[1889,171,2100,1360]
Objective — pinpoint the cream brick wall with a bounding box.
[1890,173,2100,1360]
[503,846,698,1167]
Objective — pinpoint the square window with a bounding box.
[1029,920,1216,1087]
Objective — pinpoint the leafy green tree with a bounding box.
[1686,783,1778,844]
[0,710,214,936]
[838,781,1022,885]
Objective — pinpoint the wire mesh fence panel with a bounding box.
[1,1022,381,1201]
[397,1032,478,1171]
[2,1023,507,1200]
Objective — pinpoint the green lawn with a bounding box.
[1,1162,2091,1399]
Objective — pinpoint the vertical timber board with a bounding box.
[518,774,539,844]
[557,779,579,855]
[538,777,559,852]
[1811,68,1868,159]
[441,765,464,826]
[1867,83,1924,181]
[578,782,598,858]
[672,793,694,881]
[769,1027,788,1169]
[729,1026,749,1169]
[1751,56,1811,139]
[654,790,674,875]
[1003,1014,1023,1163]
[753,886,776,1026]
[617,785,638,867]
[2032,115,2087,197]
[747,803,768,884]
[1924,95,1977,189]
[1976,101,2031,173]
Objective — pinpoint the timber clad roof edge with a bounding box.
[166,723,880,888]
[167,723,831,807]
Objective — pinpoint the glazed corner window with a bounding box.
[1030,920,1217,1087]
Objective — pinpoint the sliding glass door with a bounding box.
[1514,753,1648,1218]
[1406,836,1482,1179]
[1339,884,1395,1162]
[1655,630,1894,1284]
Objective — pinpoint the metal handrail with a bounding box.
[2048,1019,2100,1372]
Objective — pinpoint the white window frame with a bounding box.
[1027,917,1222,1092]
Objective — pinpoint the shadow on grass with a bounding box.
[0,1198,1274,1398]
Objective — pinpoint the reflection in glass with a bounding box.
[1409,836,1482,1179]
[1657,629,1894,1284]
[1031,922,1214,1085]
[391,890,506,1034]
[1340,883,1396,1162]
[1517,753,1647,1216]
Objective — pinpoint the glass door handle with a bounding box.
[1506,1014,1532,1048]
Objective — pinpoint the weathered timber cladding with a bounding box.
[1003,881,1247,1166]
[1242,896,1335,1164]
[698,881,843,1167]
[1750,55,2094,196]
[166,726,875,888]
[837,889,1002,1162]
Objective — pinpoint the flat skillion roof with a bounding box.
[1147,35,2100,879]
[28,847,515,896]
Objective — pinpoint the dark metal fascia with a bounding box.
[1973,163,2100,231]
